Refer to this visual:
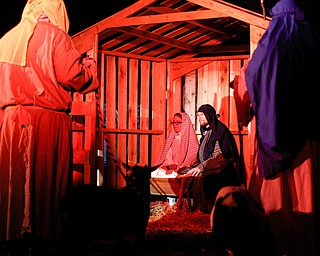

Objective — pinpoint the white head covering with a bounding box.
[0,0,69,66]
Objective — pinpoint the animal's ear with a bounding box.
[122,162,133,170]
[122,162,134,177]
[150,164,161,172]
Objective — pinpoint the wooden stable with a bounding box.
[70,0,269,190]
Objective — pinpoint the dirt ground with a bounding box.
[0,200,213,256]
[66,200,213,256]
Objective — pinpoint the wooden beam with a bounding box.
[187,0,270,29]
[108,10,228,27]
[100,50,166,62]
[72,0,158,53]
[198,44,250,54]
[146,6,227,34]
[102,128,163,135]
[168,54,250,62]
[171,61,212,80]
[114,27,197,52]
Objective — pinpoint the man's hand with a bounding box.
[187,166,202,177]
[82,57,97,73]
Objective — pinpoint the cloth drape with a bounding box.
[154,112,199,169]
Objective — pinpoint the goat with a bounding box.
[60,162,159,255]
[208,186,277,256]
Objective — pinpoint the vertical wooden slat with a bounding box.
[183,71,197,131]
[167,78,182,124]
[96,52,106,185]
[140,61,151,165]
[229,59,247,183]
[117,57,128,188]
[106,56,117,189]
[211,61,219,110]
[151,61,166,165]
[72,93,85,185]
[128,59,138,165]
[206,62,215,103]
[197,65,207,105]
[83,92,94,184]
[229,59,242,132]
[172,79,182,113]
[217,60,229,126]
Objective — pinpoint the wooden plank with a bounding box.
[71,0,158,54]
[183,70,197,132]
[71,92,85,182]
[169,55,250,63]
[128,59,138,165]
[229,59,242,132]
[151,61,167,165]
[103,128,162,135]
[112,10,228,27]
[150,178,182,196]
[70,102,92,116]
[96,52,106,183]
[100,50,165,63]
[250,25,266,52]
[197,64,207,110]
[167,78,182,128]
[206,62,215,107]
[117,57,128,188]
[83,92,95,184]
[73,149,90,164]
[140,61,151,165]
[171,61,212,82]
[147,6,227,34]
[217,60,229,126]
[114,27,196,52]
[106,56,117,189]
[187,0,270,29]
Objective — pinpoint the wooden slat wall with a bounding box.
[105,56,117,189]
[99,54,166,189]
[128,59,139,166]
[117,57,128,188]
[84,52,250,189]
[151,61,167,165]
[140,61,151,165]
[70,92,96,185]
[167,57,250,185]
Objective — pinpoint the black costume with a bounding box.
[189,104,243,213]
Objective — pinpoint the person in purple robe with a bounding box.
[242,0,320,255]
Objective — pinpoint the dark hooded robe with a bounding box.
[188,104,243,213]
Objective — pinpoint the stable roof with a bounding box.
[72,0,270,60]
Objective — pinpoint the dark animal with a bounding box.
[209,186,277,256]
[60,163,159,255]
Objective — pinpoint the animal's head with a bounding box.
[121,163,160,193]
[210,186,275,255]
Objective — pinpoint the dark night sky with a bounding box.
[0,0,136,38]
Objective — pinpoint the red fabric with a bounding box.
[0,22,98,242]
[0,22,98,112]
[0,107,72,241]
[231,63,252,128]
[154,112,199,169]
